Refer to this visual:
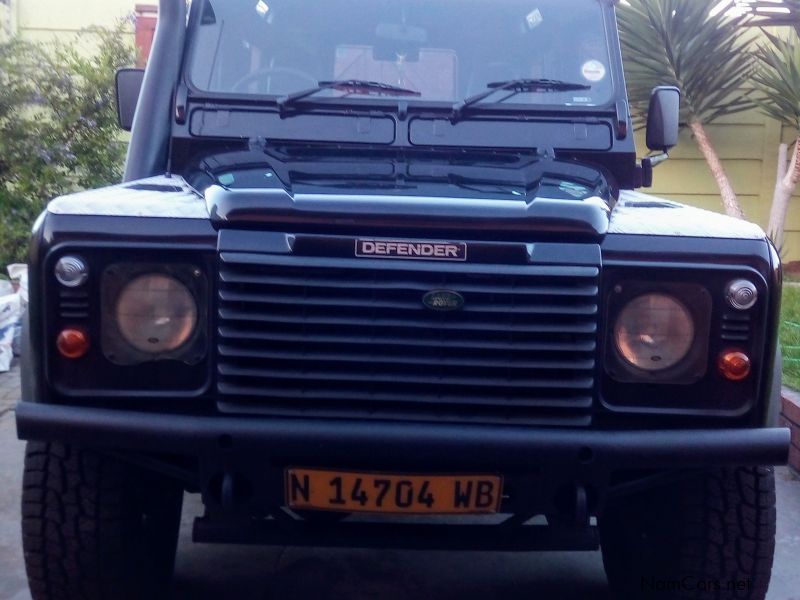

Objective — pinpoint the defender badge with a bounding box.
[422,290,465,312]
[356,239,467,261]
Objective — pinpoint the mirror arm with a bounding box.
[638,152,669,189]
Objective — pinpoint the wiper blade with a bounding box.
[451,79,591,122]
[277,80,421,112]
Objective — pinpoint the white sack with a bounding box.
[7,264,28,305]
[7,264,28,357]
[0,294,21,372]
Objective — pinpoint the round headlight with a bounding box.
[115,274,198,354]
[613,293,694,372]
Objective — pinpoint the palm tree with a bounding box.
[752,30,800,249]
[618,0,757,218]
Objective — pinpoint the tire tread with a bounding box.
[21,441,181,600]
[601,466,776,600]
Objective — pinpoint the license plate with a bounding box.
[285,468,503,515]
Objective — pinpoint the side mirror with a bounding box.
[646,86,681,152]
[115,68,145,132]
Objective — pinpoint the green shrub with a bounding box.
[0,26,135,267]
[782,286,800,390]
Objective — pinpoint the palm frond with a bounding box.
[618,0,757,125]
[752,29,800,130]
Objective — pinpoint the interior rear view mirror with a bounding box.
[373,23,426,61]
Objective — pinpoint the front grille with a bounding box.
[217,252,599,421]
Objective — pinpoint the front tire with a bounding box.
[600,466,776,600]
[21,441,183,600]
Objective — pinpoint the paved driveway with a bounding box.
[1,363,799,599]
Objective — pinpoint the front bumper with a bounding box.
[16,401,791,551]
[16,402,790,469]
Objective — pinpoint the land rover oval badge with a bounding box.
[423,290,465,312]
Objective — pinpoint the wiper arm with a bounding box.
[277,80,421,112]
[451,79,591,122]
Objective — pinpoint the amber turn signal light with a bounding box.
[56,328,90,359]
[717,350,751,381]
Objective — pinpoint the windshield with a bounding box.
[187,0,615,108]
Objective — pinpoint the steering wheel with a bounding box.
[232,67,318,95]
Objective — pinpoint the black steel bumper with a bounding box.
[15,402,790,469]
[16,401,791,551]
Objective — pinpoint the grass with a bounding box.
[781,285,800,390]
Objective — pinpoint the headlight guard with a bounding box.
[605,281,711,385]
[614,293,695,372]
[101,263,208,366]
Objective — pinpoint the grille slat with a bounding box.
[218,307,598,334]
[220,271,599,297]
[218,345,595,371]
[218,382,593,409]
[219,289,598,315]
[217,250,599,421]
[218,326,597,353]
[220,252,599,277]
[218,364,594,390]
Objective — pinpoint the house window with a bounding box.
[135,4,158,68]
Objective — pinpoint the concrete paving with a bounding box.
[1,363,799,599]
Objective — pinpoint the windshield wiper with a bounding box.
[277,80,421,113]
[451,79,591,123]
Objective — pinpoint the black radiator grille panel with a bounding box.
[217,253,599,417]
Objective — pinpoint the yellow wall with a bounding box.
[640,109,800,260]
[12,0,134,43]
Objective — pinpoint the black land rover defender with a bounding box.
[16,0,790,598]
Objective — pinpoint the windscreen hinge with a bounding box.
[175,83,189,125]
[615,100,628,140]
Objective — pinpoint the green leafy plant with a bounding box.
[0,25,135,267]
[753,31,800,130]
[749,28,800,251]
[780,285,800,390]
[618,0,756,218]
